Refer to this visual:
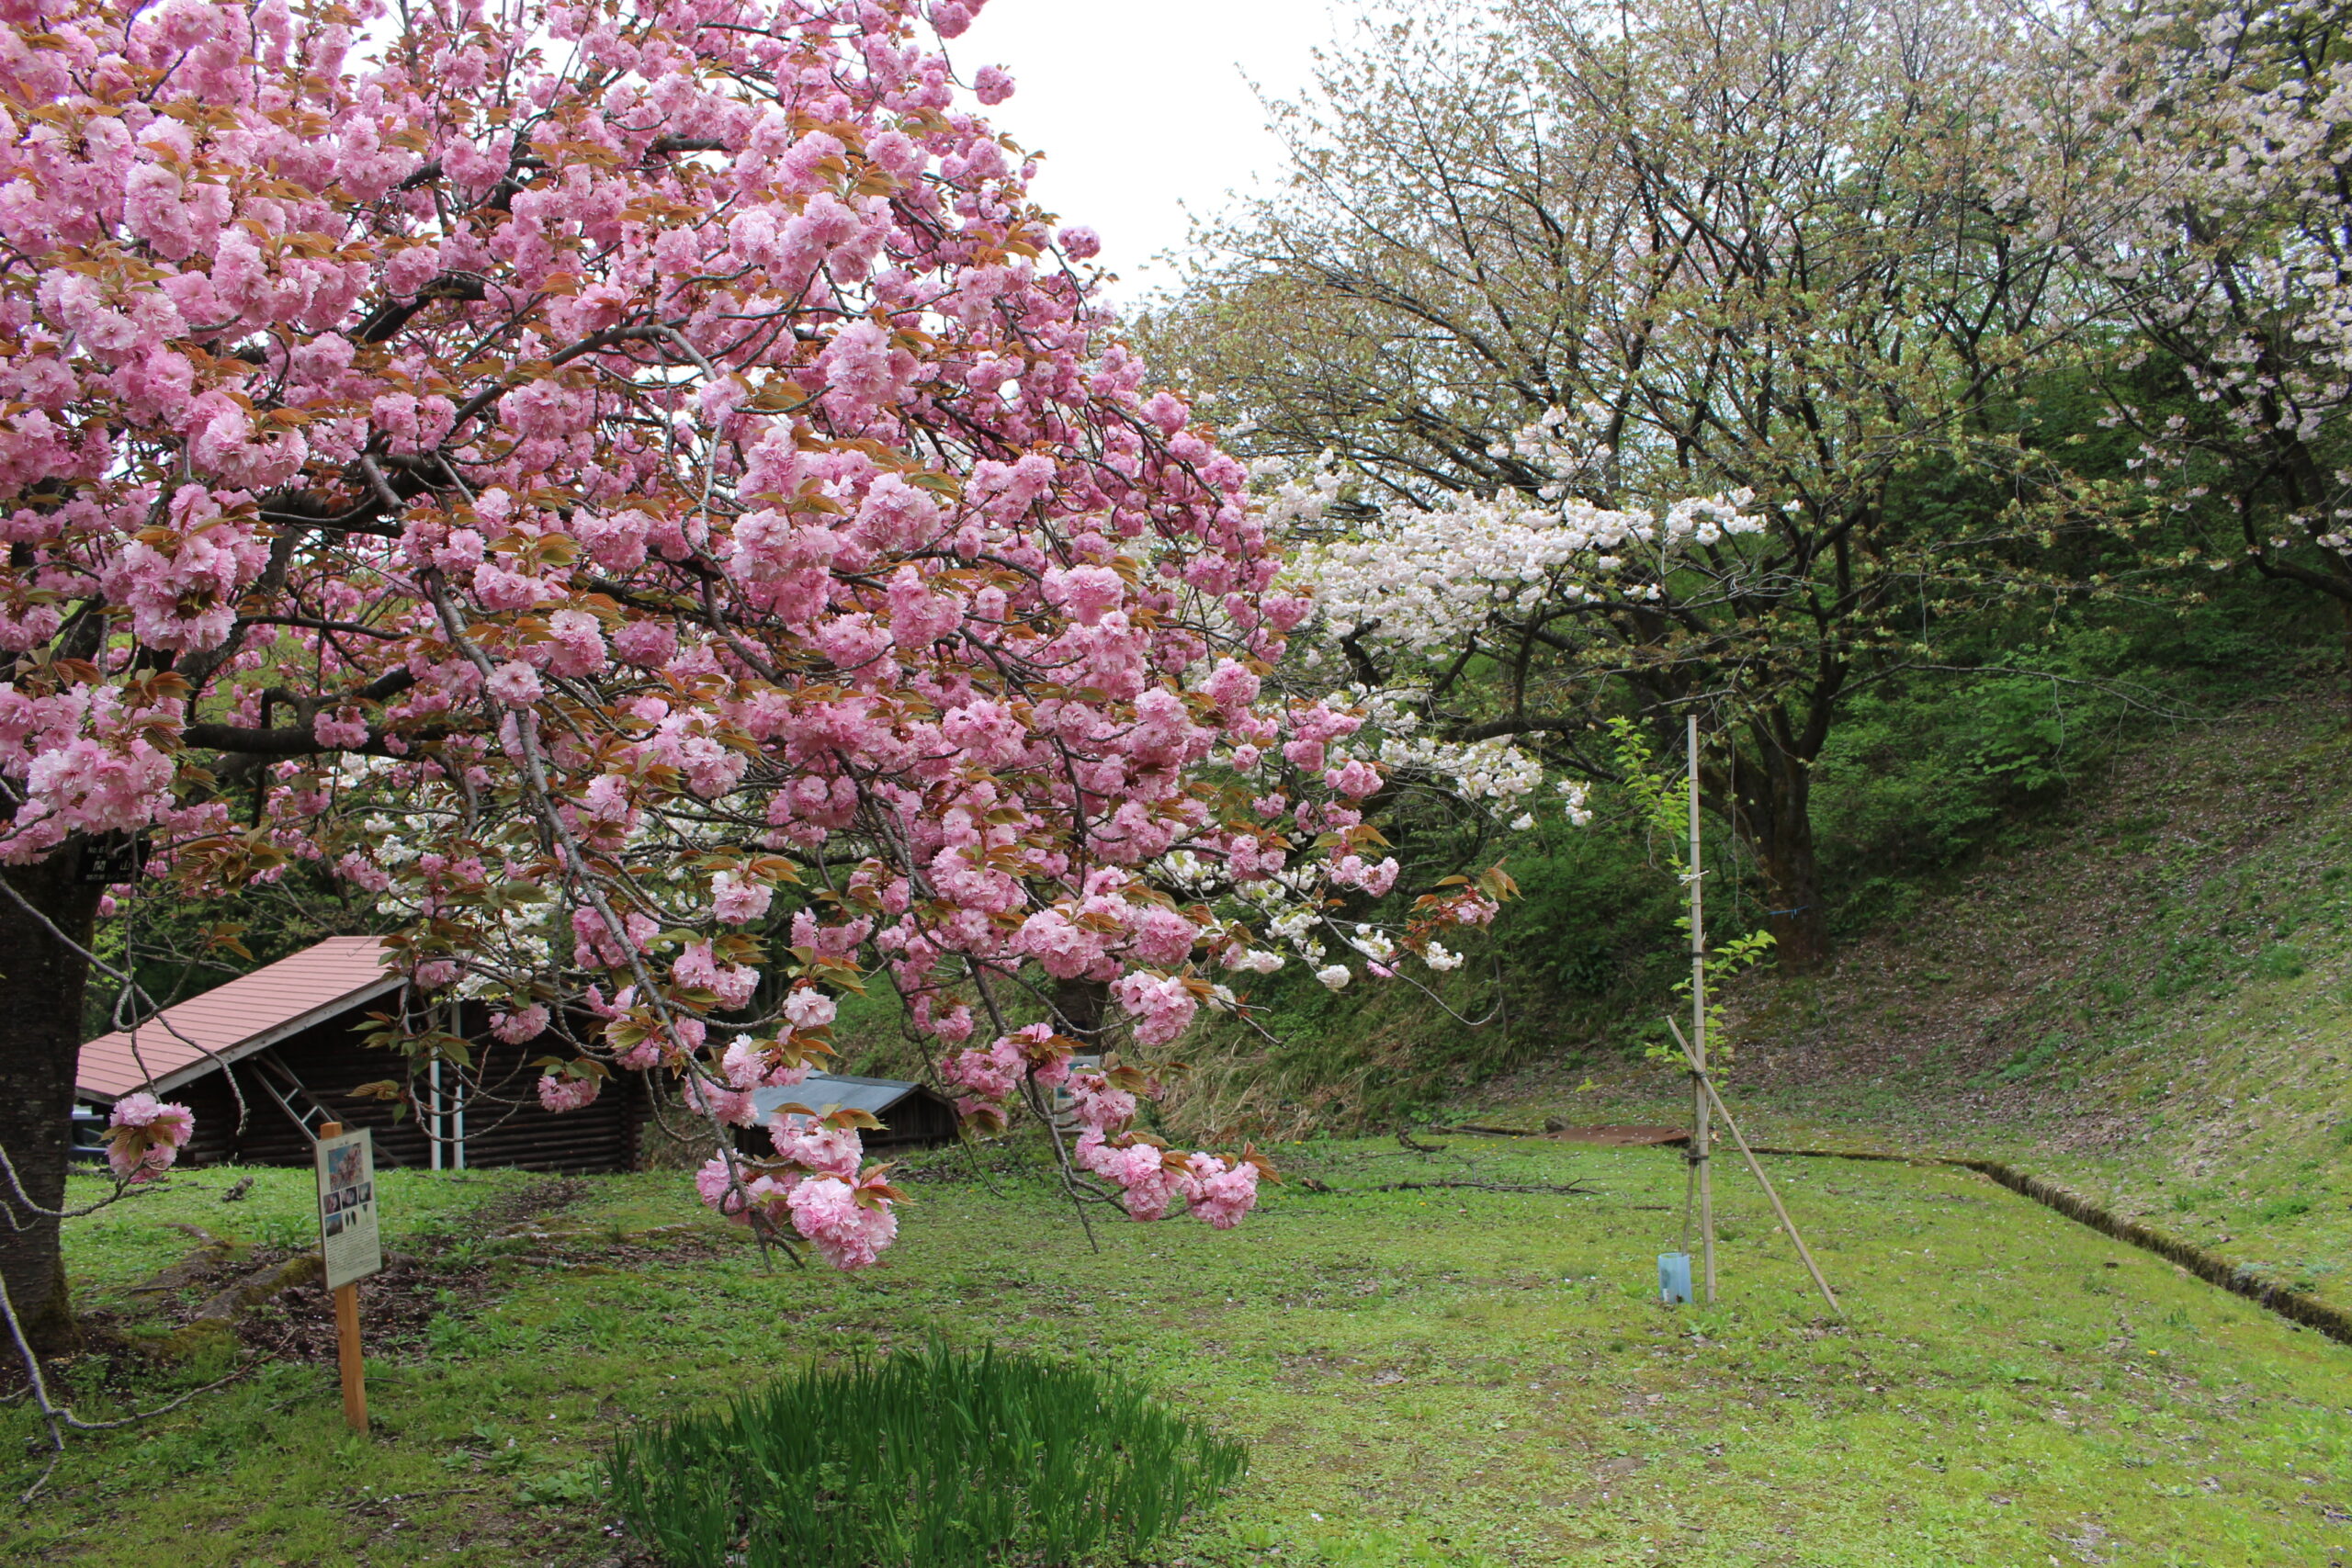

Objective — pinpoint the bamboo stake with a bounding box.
[317,1122,369,1433]
[1666,1021,1844,1316]
[1687,715,1715,1304]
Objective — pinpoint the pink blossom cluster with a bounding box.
[681,1072,760,1129]
[105,1092,195,1184]
[536,1073,601,1113]
[939,1021,1070,1116]
[943,1037,1260,1226]
[693,1117,898,1269]
[0,682,188,861]
[493,1004,550,1044]
[1063,1070,1137,1133]
[1074,1134,1262,1228]
[719,1032,812,1091]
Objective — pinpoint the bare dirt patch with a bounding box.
[83,1177,611,1365]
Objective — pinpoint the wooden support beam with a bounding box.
[1666,1021,1845,1317]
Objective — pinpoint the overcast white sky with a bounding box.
[945,0,1355,304]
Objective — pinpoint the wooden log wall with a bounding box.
[164,1011,645,1174]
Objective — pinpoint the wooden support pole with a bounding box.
[1688,714,1715,1304]
[1667,1021,1844,1316]
[317,1122,368,1433]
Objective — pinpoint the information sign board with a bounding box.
[315,1127,382,1291]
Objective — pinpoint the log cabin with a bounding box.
[75,936,959,1171]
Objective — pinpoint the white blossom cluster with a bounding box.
[1169,419,1713,997]
[1287,412,1765,655]
[1161,861,1467,993]
[1356,687,1545,804]
[1250,456,1346,531]
[1255,419,1729,833]
[2062,0,2352,562]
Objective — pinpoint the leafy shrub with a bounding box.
[1808,573,2327,933]
[2254,1194,2313,1224]
[608,1340,1245,1567]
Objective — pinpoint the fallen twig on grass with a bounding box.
[1430,1122,1691,1146]
[1428,1123,1539,1137]
[484,1220,700,1244]
[1295,1179,1600,1198]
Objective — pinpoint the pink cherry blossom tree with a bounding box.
[0,0,1498,1373]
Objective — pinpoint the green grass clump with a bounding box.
[608,1339,1245,1567]
[2253,942,2309,981]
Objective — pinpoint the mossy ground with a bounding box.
[10,1134,2350,1566]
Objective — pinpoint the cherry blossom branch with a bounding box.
[963,958,1100,1252]
[415,572,792,1258]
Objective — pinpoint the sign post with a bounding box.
[314,1122,382,1433]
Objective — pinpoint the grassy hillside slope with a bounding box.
[1459,693,2352,1315]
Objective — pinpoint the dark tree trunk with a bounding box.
[1751,787,1827,973]
[1722,723,1830,975]
[0,848,102,1357]
[1048,976,1109,1046]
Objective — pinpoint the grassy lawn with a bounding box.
[9,1134,2350,1566]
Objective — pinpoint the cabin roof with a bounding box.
[750,1072,948,1122]
[76,936,401,1103]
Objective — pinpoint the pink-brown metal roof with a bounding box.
[77,936,402,1102]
